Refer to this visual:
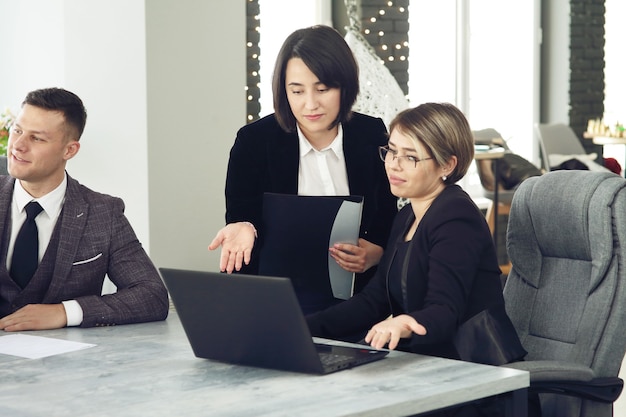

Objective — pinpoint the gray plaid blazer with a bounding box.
[0,174,168,326]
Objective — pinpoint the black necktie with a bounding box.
[10,201,44,288]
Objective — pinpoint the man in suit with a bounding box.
[0,88,168,331]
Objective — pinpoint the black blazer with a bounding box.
[224,112,398,291]
[307,185,506,358]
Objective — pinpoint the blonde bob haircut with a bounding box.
[389,103,474,185]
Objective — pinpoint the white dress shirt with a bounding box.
[297,123,350,196]
[8,175,83,326]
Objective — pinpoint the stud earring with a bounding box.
[442,175,448,181]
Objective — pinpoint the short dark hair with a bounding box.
[272,25,359,132]
[389,103,475,185]
[23,87,87,141]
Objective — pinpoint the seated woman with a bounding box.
[307,102,524,363]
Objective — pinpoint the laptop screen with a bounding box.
[160,268,388,374]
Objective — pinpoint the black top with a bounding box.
[307,185,505,358]
[224,112,399,293]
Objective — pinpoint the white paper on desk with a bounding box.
[0,334,96,359]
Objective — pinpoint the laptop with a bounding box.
[159,268,389,374]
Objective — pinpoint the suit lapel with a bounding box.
[0,177,16,269]
[45,175,89,300]
[342,120,369,195]
[270,128,299,194]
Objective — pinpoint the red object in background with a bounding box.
[604,157,622,175]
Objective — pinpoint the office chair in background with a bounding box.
[503,170,626,417]
[472,128,516,274]
[536,122,608,173]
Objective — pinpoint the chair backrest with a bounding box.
[472,128,499,193]
[536,123,587,171]
[473,128,511,150]
[504,170,626,414]
[472,128,515,203]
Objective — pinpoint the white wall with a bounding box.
[0,0,149,245]
[145,0,245,271]
[0,1,65,106]
[258,0,331,116]
[541,0,570,124]
[64,0,151,248]
[0,0,246,272]
[604,0,626,125]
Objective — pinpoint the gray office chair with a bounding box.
[503,170,626,417]
[536,123,591,172]
[0,155,7,175]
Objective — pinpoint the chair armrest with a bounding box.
[503,360,623,403]
[533,377,623,403]
[503,360,594,382]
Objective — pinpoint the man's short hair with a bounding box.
[23,88,87,141]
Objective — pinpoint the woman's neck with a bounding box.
[300,124,339,151]
[405,193,440,241]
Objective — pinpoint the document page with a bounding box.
[0,334,96,359]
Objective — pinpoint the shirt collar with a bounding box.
[297,123,344,157]
[13,174,68,217]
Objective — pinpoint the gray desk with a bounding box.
[0,310,529,417]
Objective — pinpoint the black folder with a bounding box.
[258,193,364,313]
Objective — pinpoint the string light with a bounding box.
[246,0,261,122]
[360,0,410,95]
[245,0,410,120]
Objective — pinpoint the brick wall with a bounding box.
[246,1,410,120]
[246,0,261,122]
[359,0,410,96]
[248,1,606,141]
[569,0,605,154]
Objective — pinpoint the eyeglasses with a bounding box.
[378,146,433,169]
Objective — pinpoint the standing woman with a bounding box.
[209,25,398,313]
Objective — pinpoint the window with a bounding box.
[408,0,540,200]
[258,0,331,117]
[257,1,540,201]
[602,0,626,169]
[408,0,539,162]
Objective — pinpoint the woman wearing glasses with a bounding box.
[209,25,398,313]
[307,103,525,372]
